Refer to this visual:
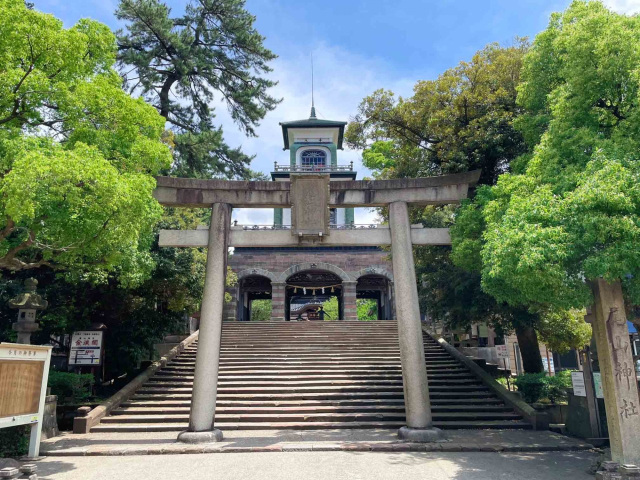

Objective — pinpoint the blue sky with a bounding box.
[34,0,640,224]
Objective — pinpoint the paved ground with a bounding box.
[35,450,599,480]
[40,429,594,455]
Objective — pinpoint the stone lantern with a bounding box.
[9,278,48,344]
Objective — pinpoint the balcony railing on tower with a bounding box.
[273,162,354,173]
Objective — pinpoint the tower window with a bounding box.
[301,149,326,167]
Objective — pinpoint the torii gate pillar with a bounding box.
[177,203,230,444]
[389,201,441,441]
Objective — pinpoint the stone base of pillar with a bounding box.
[177,429,224,443]
[398,426,443,443]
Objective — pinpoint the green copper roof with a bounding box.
[279,110,347,150]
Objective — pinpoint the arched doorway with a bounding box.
[285,270,343,321]
[356,274,394,320]
[236,275,272,321]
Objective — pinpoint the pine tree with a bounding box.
[116,0,280,178]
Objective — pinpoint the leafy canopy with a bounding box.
[346,41,532,329]
[452,1,640,311]
[116,0,280,179]
[0,0,171,284]
[346,40,529,185]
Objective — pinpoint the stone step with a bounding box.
[136,385,489,395]
[154,372,476,380]
[93,321,529,432]
[129,390,496,401]
[91,419,531,433]
[114,404,513,415]
[100,410,522,424]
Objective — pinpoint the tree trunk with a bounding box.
[515,324,544,373]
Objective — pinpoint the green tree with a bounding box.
[250,299,271,321]
[321,297,339,320]
[347,41,551,372]
[453,2,640,319]
[0,0,171,284]
[357,299,378,321]
[116,0,280,179]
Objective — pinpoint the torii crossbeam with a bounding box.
[155,170,480,444]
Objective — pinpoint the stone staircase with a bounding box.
[92,321,531,432]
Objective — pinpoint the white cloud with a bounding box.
[603,0,640,14]
[216,42,416,226]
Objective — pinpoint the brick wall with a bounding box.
[229,247,393,279]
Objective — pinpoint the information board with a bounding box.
[0,343,52,458]
[571,371,586,397]
[496,344,509,359]
[69,331,103,366]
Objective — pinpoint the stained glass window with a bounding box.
[300,149,326,167]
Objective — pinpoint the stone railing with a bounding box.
[329,224,379,230]
[240,224,291,230]
[273,162,354,173]
[73,330,199,433]
[424,327,549,430]
[237,224,381,231]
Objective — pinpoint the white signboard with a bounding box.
[542,356,555,374]
[593,372,604,399]
[571,371,586,397]
[69,331,103,366]
[496,344,509,359]
[0,343,52,458]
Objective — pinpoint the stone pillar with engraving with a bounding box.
[342,281,358,321]
[271,282,286,321]
[591,278,640,466]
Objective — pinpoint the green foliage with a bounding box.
[250,299,271,321]
[322,297,339,320]
[514,372,547,403]
[537,309,592,354]
[116,0,280,178]
[48,371,95,405]
[347,41,551,371]
[0,0,171,282]
[458,1,640,310]
[0,426,28,458]
[514,370,573,404]
[357,299,378,320]
[546,370,573,404]
[345,40,529,185]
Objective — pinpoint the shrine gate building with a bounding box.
[223,108,395,322]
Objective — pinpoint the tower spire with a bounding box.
[310,53,316,119]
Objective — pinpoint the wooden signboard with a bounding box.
[0,343,52,458]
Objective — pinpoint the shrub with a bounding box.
[513,370,574,404]
[0,426,28,458]
[47,371,94,405]
[514,372,547,403]
[546,370,573,403]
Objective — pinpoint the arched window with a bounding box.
[300,149,326,168]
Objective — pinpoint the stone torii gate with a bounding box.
[154,170,480,444]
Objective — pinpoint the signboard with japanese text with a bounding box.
[593,372,604,399]
[0,343,52,457]
[571,371,587,397]
[542,356,555,374]
[69,331,103,366]
[496,344,509,359]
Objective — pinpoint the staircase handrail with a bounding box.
[423,327,549,430]
[73,330,200,433]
